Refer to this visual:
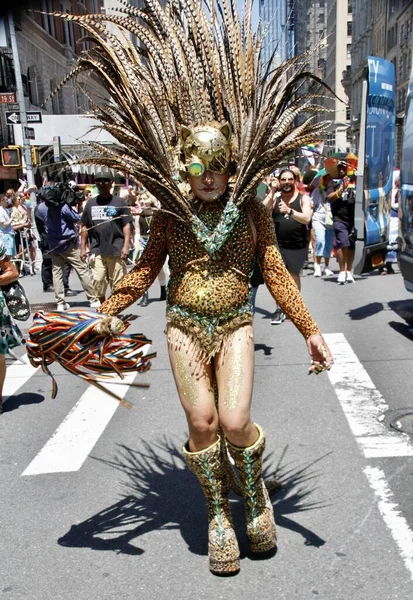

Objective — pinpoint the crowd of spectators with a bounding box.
[0,160,400,318]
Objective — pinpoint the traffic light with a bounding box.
[31,146,40,166]
[1,146,21,167]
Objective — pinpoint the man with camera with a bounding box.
[35,181,101,311]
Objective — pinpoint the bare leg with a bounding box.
[167,326,218,451]
[214,325,257,447]
[214,326,277,554]
[291,273,301,291]
[337,247,347,272]
[0,354,6,413]
[168,326,240,573]
[346,248,355,271]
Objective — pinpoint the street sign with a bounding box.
[5,111,43,125]
[0,93,17,104]
[24,126,35,140]
[53,135,61,162]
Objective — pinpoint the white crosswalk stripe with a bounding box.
[325,333,413,458]
[22,371,137,476]
[3,355,39,401]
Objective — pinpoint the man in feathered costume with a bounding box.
[42,0,333,575]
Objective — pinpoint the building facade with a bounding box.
[259,0,292,69]
[323,0,352,154]
[0,0,104,189]
[347,0,413,165]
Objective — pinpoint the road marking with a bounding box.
[22,372,138,476]
[3,356,39,401]
[364,466,413,580]
[324,333,413,458]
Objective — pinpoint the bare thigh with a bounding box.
[167,325,218,449]
[214,325,255,437]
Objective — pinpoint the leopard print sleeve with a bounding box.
[249,201,321,339]
[99,211,168,316]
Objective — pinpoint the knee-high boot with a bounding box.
[183,437,240,574]
[227,424,277,553]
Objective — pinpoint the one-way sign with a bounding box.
[5,111,43,125]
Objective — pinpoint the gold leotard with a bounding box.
[99,200,320,359]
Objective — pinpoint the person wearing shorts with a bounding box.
[327,163,356,285]
[303,170,335,278]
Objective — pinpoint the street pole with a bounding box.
[7,12,37,215]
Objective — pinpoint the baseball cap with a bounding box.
[94,168,114,182]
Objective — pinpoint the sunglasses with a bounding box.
[95,179,111,184]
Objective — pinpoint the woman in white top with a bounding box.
[303,170,335,278]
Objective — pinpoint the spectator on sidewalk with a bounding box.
[0,241,24,415]
[0,195,16,259]
[80,169,133,304]
[36,183,101,311]
[302,169,335,278]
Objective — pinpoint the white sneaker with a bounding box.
[337,271,346,285]
[89,300,101,308]
[324,268,334,277]
[313,264,322,277]
[346,271,355,283]
[56,302,70,311]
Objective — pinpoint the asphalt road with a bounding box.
[1,259,413,600]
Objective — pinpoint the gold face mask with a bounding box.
[180,122,232,177]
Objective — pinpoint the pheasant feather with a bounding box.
[46,0,335,228]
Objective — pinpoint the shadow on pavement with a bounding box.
[57,437,329,558]
[388,299,413,326]
[388,321,413,340]
[347,301,384,320]
[254,343,274,356]
[254,306,273,319]
[3,392,45,412]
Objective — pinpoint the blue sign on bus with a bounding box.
[364,56,396,247]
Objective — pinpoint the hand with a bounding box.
[307,334,333,375]
[93,316,125,336]
[278,199,290,215]
[270,177,279,192]
[121,246,129,260]
[80,249,87,262]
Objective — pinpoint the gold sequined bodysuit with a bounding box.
[99,200,320,359]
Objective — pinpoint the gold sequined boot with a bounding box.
[183,437,240,574]
[227,424,277,554]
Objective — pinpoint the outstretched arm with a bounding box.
[98,211,168,316]
[248,201,332,372]
[250,201,319,338]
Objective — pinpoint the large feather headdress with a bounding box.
[48,0,332,253]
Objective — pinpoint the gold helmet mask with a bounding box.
[180,122,233,178]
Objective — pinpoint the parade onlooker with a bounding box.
[327,162,356,284]
[133,194,168,305]
[36,184,100,311]
[302,169,335,278]
[270,168,312,324]
[80,169,133,303]
[0,241,24,415]
[262,174,280,212]
[34,197,74,294]
[10,196,30,263]
[0,195,16,259]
